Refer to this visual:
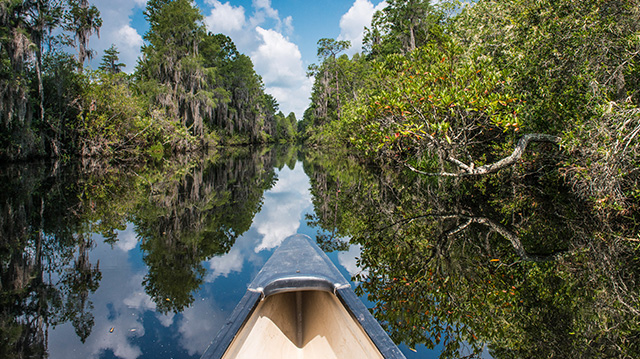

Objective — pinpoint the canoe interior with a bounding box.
[222,290,384,359]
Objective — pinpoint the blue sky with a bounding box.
[88,0,387,118]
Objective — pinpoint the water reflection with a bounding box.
[0,146,319,358]
[2,145,638,358]
[301,148,640,358]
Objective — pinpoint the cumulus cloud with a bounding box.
[117,25,144,49]
[251,27,313,117]
[204,0,246,33]
[178,299,225,356]
[90,0,146,72]
[206,246,245,281]
[253,0,279,20]
[201,1,307,118]
[338,0,387,55]
[252,27,304,87]
[91,0,310,116]
[115,226,139,252]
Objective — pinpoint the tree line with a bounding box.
[0,0,298,162]
[302,0,639,225]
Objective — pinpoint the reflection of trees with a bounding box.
[0,162,102,357]
[134,146,297,313]
[1,145,301,356]
[303,148,640,358]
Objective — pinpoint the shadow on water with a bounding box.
[2,145,638,358]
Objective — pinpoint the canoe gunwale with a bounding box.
[200,234,406,359]
[252,275,350,298]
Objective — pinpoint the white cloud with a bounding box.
[90,0,311,117]
[207,246,245,280]
[200,0,307,117]
[89,0,146,72]
[253,0,279,19]
[204,0,246,33]
[338,0,387,55]
[156,312,176,328]
[252,27,303,87]
[178,299,225,356]
[115,226,139,252]
[117,25,144,49]
[251,27,313,117]
[47,233,149,359]
[282,15,294,35]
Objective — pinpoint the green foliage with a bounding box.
[63,0,102,68]
[451,0,640,217]
[98,44,124,74]
[302,146,640,358]
[363,0,445,58]
[273,111,297,143]
[305,0,640,218]
[343,42,521,169]
[303,43,373,143]
[0,0,285,160]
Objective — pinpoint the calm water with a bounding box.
[45,156,372,358]
[1,145,637,358]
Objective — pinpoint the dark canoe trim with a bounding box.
[200,290,261,359]
[336,286,405,358]
[200,234,406,359]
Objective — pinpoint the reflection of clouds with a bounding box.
[206,246,244,281]
[46,162,319,358]
[178,299,225,356]
[254,164,312,252]
[122,274,156,310]
[48,230,149,359]
[156,312,175,328]
[338,244,368,279]
[115,226,139,252]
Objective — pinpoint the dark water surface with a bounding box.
[1,145,638,358]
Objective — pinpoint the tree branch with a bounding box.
[401,133,561,176]
[467,133,561,175]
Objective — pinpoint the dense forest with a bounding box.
[302,0,639,227]
[0,0,297,162]
[2,0,639,357]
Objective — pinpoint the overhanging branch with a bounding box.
[402,133,561,176]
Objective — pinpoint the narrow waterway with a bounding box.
[2,145,637,358]
[45,157,374,358]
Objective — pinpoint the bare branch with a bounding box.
[468,133,561,175]
[401,133,561,177]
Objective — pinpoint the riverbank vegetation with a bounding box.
[0,0,297,163]
[302,147,640,358]
[302,0,639,227]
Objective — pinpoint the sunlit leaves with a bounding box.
[344,41,521,164]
